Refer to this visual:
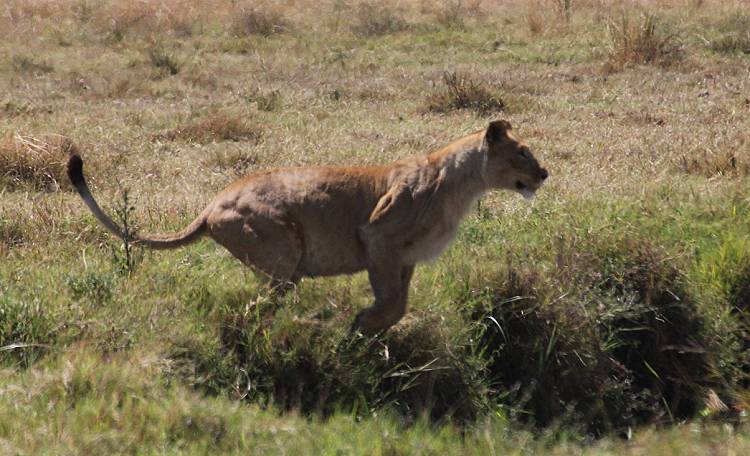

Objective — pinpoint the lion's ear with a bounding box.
[485,120,512,144]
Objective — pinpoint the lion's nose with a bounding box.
[539,168,549,180]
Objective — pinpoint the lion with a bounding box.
[67,120,547,335]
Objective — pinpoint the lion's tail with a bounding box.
[67,154,208,250]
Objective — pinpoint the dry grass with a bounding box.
[230,8,288,37]
[0,135,80,192]
[243,88,283,112]
[157,112,262,144]
[93,0,200,40]
[203,149,259,176]
[9,55,54,75]
[146,46,182,76]
[425,72,506,115]
[0,218,25,252]
[350,3,410,37]
[429,0,482,29]
[712,34,750,55]
[708,13,750,55]
[676,151,750,178]
[604,13,683,72]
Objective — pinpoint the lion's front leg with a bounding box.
[353,263,415,335]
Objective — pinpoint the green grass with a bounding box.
[2,0,750,453]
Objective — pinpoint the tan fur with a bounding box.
[68,120,548,335]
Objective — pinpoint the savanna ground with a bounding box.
[1,0,750,453]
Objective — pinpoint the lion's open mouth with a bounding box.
[515,180,536,200]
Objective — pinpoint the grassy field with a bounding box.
[2,0,750,453]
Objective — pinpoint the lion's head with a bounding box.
[482,120,548,199]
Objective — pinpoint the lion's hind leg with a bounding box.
[207,207,303,288]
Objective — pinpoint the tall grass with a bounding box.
[604,13,682,72]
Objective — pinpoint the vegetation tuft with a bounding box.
[676,150,749,177]
[9,55,54,74]
[351,4,410,38]
[204,149,259,176]
[147,45,182,76]
[0,134,80,192]
[230,8,288,37]
[425,72,506,115]
[158,112,262,144]
[604,14,682,72]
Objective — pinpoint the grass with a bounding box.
[604,13,682,72]
[230,8,288,37]
[350,3,411,37]
[425,72,506,115]
[0,134,80,191]
[157,112,262,144]
[2,0,750,453]
[147,45,182,76]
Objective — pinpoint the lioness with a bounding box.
[68,120,547,334]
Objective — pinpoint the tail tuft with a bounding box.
[67,154,85,187]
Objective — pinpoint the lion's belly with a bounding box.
[296,230,368,277]
[402,223,460,264]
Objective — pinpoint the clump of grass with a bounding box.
[147,45,181,76]
[712,34,750,54]
[691,236,750,394]
[431,0,480,30]
[469,238,715,434]
[243,88,282,112]
[9,55,54,75]
[167,283,491,425]
[204,149,259,176]
[525,10,546,36]
[230,8,287,37]
[65,271,115,306]
[0,293,56,367]
[0,134,80,192]
[158,113,262,144]
[93,1,197,42]
[425,72,506,115]
[350,3,409,38]
[596,242,710,423]
[0,218,25,251]
[675,151,749,178]
[604,14,682,72]
[707,13,750,55]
